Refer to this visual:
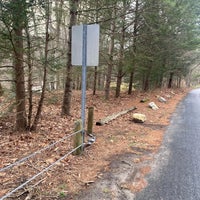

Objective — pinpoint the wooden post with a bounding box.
[87,107,94,135]
[0,83,3,96]
[73,120,83,155]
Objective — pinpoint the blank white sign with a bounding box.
[71,24,100,66]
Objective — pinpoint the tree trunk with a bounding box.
[177,76,181,88]
[55,0,64,44]
[31,0,50,131]
[168,72,174,88]
[92,0,99,96]
[0,83,3,96]
[157,74,163,88]
[97,70,102,90]
[61,0,79,116]
[143,75,150,91]
[104,5,116,100]
[115,0,126,98]
[25,25,33,130]
[128,0,139,95]
[12,0,27,131]
[116,67,123,98]
[55,0,64,90]
[143,65,152,91]
[128,71,134,95]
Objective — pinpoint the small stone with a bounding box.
[158,96,167,103]
[140,98,149,103]
[149,102,159,110]
[133,113,146,123]
[165,94,171,99]
[133,158,141,163]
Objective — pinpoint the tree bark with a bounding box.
[115,1,126,98]
[128,0,139,95]
[31,0,50,131]
[143,65,152,91]
[104,6,116,100]
[25,25,33,130]
[0,83,3,96]
[128,71,134,95]
[115,66,123,98]
[168,72,174,88]
[12,0,27,131]
[55,0,64,90]
[92,0,99,96]
[62,0,79,116]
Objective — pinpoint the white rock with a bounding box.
[158,96,167,103]
[149,102,159,110]
[165,94,171,99]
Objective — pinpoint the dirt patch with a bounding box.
[73,152,153,200]
[0,88,188,199]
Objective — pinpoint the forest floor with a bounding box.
[0,88,189,200]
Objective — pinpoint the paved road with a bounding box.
[135,89,200,200]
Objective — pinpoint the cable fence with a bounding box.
[0,129,82,173]
[0,120,86,200]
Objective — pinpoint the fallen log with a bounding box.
[96,106,137,126]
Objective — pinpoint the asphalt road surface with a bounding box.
[135,89,200,200]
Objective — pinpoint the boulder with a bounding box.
[133,113,146,123]
[149,102,159,110]
[158,96,167,103]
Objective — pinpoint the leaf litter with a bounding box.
[0,89,188,199]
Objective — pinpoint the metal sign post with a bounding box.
[72,24,100,147]
[81,25,87,142]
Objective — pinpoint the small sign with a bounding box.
[72,24,100,66]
